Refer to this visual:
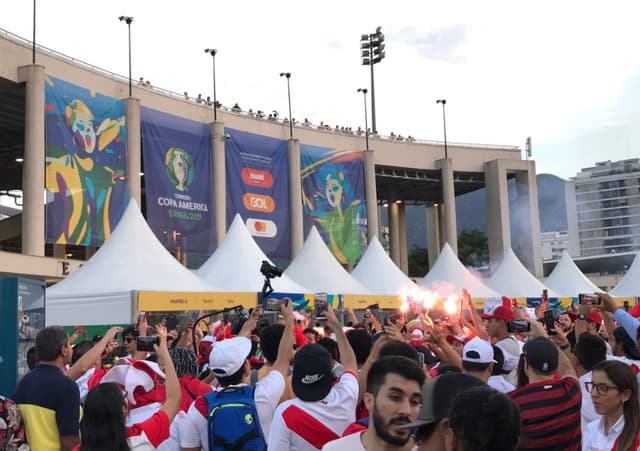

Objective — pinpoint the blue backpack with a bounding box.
[204,385,267,451]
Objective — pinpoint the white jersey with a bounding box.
[322,431,367,451]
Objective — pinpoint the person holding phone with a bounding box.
[509,318,582,451]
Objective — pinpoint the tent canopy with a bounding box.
[46,200,218,326]
[284,227,372,295]
[197,214,308,293]
[487,248,556,298]
[544,251,600,297]
[419,243,499,298]
[611,252,640,297]
[352,236,417,296]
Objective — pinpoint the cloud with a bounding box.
[398,25,468,62]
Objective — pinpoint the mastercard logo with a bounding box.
[246,218,277,238]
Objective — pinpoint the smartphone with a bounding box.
[136,336,160,352]
[543,310,556,333]
[624,301,630,312]
[265,298,287,312]
[164,313,178,331]
[507,319,531,334]
[417,352,425,367]
[578,293,601,306]
[314,293,329,319]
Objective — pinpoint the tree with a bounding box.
[458,229,489,268]
[408,246,429,278]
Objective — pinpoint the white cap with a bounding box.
[462,337,497,364]
[209,337,252,377]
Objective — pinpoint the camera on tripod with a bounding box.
[260,260,283,279]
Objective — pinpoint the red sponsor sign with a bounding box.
[241,168,273,188]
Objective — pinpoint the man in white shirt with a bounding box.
[269,305,358,451]
[322,355,424,451]
[180,301,294,451]
[574,333,608,432]
[461,337,495,384]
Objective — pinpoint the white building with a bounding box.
[570,159,640,257]
[541,231,570,261]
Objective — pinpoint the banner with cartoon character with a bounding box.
[225,128,291,260]
[45,76,128,246]
[300,144,367,266]
[141,107,214,268]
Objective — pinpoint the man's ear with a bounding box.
[442,418,456,451]
[363,392,374,413]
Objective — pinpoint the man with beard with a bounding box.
[323,356,424,450]
[557,311,577,348]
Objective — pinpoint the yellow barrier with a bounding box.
[342,295,402,310]
[137,291,257,311]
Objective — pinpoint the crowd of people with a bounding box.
[2,291,640,450]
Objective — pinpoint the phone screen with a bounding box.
[136,336,160,352]
[314,293,329,319]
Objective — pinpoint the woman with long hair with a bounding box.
[78,325,181,450]
[582,360,640,451]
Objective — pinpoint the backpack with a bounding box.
[204,385,267,451]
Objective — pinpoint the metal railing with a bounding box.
[1,26,520,152]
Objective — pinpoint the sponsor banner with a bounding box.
[259,293,313,312]
[141,107,214,268]
[137,291,257,311]
[226,129,290,259]
[300,144,367,265]
[44,76,128,246]
[342,295,402,310]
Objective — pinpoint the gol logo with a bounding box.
[243,193,275,213]
[242,168,273,188]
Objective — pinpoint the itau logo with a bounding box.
[165,147,194,191]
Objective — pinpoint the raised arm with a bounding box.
[66,326,123,381]
[272,300,295,378]
[155,325,181,423]
[326,305,357,373]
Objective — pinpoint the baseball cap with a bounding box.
[586,311,603,326]
[462,338,497,364]
[292,344,334,402]
[523,336,558,374]
[481,306,515,321]
[400,373,486,428]
[446,334,470,345]
[209,337,252,377]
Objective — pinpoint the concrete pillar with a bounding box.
[53,244,66,259]
[18,65,46,256]
[125,98,141,205]
[485,160,510,272]
[437,203,446,251]
[388,188,401,266]
[437,158,458,254]
[426,206,440,269]
[363,150,379,242]
[288,139,304,257]
[514,162,543,277]
[398,203,408,274]
[210,122,226,247]
[564,181,580,257]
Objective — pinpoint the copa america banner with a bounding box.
[225,128,291,259]
[45,76,128,246]
[141,107,214,267]
[300,144,367,265]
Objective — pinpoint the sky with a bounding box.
[2,0,640,179]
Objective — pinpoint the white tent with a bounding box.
[352,236,417,295]
[544,251,600,297]
[611,252,640,297]
[487,248,556,298]
[419,243,499,298]
[284,227,372,294]
[46,200,218,326]
[197,214,308,293]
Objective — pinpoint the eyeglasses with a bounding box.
[585,381,619,396]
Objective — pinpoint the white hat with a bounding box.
[209,337,252,377]
[462,338,497,364]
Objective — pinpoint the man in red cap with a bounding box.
[481,299,521,385]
